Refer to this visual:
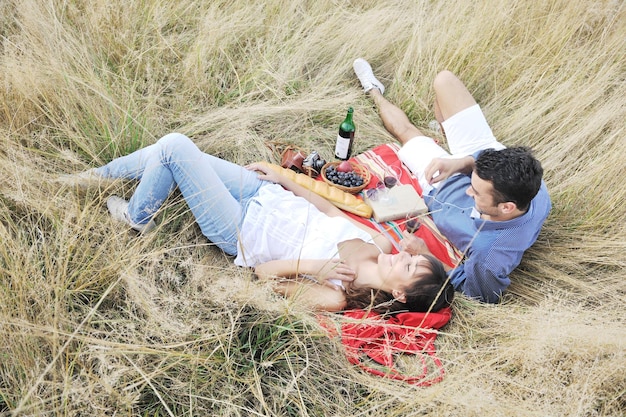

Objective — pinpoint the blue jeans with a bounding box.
[96,133,266,255]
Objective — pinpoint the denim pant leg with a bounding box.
[95,144,160,180]
[95,138,178,224]
[121,133,265,255]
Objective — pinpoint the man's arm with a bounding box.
[399,231,454,272]
[448,251,512,303]
[425,155,475,185]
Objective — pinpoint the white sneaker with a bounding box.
[353,58,385,94]
[106,196,156,234]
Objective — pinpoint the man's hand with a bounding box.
[399,231,430,255]
[400,231,453,272]
[424,155,475,185]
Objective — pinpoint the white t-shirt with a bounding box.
[234,184,376,279]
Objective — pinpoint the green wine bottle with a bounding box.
[334,107,355,160]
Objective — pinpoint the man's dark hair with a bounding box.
[475,147,543,211]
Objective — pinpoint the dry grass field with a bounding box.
[0,0,624,416]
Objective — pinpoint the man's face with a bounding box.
[466,172,499,217]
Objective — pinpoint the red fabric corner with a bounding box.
[314,144,456,385]
[335,307,452,385]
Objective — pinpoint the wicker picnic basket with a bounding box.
[321,161,371,194]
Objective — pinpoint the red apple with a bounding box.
[336,161,352,172]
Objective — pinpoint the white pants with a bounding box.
[398,104,505,194]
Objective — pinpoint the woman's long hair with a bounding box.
[343,254,454,315]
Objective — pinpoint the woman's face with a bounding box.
[376,251,432,289]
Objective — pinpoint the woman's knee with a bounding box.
[157,133,200,159]
[157,132,193,149]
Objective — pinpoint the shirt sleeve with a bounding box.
[448,247,512,303]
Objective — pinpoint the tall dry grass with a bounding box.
[0,0,624,415]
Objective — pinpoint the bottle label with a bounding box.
[335,135,351,159]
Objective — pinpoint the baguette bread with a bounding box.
[259,162,373,218]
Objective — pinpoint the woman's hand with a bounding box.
[317,259,356,291]
[246,162,283,184]
[399,231,430,255]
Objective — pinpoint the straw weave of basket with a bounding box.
[321,161,371,194]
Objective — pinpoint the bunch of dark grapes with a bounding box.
[325,166,364,188]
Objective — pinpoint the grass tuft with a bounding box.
[0,0,624,415]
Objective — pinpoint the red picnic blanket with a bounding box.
[320,144,460,385]
[349,143,462,268]
[340,307,452,386]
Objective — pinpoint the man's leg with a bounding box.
[353,59,448,193]
[433,70,505,156]
[353,58,427,145]
[369,89,428,146]
[432,70,477,123]
[369,90,451,194]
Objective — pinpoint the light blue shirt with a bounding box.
[424,173,551,303]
